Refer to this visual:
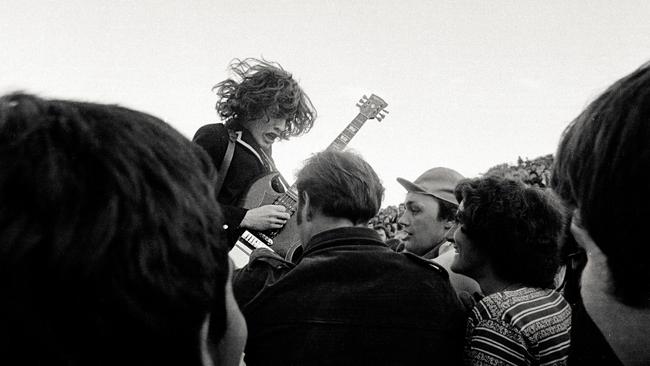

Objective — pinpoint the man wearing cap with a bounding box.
[397,167,464,259]
[397,167,483,310]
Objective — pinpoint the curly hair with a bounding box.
[214,58,316,138]
[551,61,650,306]
[455,177,564,289]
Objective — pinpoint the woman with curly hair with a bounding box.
[447,176,571,365]
[193,58,316,248]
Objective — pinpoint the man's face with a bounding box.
[397,192,450,256]
[245,116,288,150]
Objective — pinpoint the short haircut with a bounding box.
[296,150,384,225]
[0,93,229,365]
[551,61,650,306]
[455,176,564,288]
[214,58,317,138]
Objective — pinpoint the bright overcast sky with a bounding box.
[2,1,649,205]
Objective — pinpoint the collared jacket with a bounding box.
[193,122,273,246]
[236,227,467,365]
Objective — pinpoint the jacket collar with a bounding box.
[228,120,274,170]
[303,227,386,256]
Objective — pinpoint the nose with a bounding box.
[445,223,459,243]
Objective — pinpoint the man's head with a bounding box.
[450,177,564,288]
[552,61,650,307]
[295,150,384,244]
[0,93,246,365]
[214,58,317,149]
[397,167,463,256]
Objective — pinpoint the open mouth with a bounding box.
[264,132,279,142]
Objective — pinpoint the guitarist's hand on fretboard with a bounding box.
[240,205,290,231]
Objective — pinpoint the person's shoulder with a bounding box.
[193,123,229,142]
[233,248,294,307]
[236,248,294,276]
[476,288,565,321]
[248,248,294,269]
[402,251,449,278]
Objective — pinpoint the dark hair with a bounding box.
[0,93,229,365]
[437,198,457,222]
[455,176,564,288]
[296,150,384,225]
[214,58,316,139]
[551,61,650,306]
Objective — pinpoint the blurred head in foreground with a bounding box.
[0,93,246,365]
[552,61,650,364]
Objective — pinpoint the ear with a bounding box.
[303,192,314,222]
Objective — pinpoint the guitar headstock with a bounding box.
[356,94,389,121]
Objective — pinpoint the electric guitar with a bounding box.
[232,94,388,264]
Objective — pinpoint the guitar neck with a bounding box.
[284,113,369,195]
[258,97,385,243]
[326,113,369,151]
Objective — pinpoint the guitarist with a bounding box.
[193,58,317,247]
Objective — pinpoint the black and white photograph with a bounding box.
[1,1,649,365]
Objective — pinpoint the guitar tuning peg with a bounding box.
[355,103,361,108]
[362,95,368,100]
[383,110,389,114]
[376,116,383,122]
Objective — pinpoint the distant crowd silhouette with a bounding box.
[1,58,648,365]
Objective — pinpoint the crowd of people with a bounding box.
[0,57,648,365]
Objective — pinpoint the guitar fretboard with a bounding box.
[326,113,368,151]
[273,188,299,212]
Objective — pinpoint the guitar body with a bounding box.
[240,173,303,261]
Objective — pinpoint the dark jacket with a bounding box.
[193,122,272,246]
[238,227,467,366]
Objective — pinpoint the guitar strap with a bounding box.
[215,129,239,196]
[259,148,291,192]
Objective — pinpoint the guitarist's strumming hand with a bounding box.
[241,205,290,231]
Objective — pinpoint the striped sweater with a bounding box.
[464,287,571,366]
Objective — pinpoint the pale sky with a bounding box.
[2,0,649,205]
